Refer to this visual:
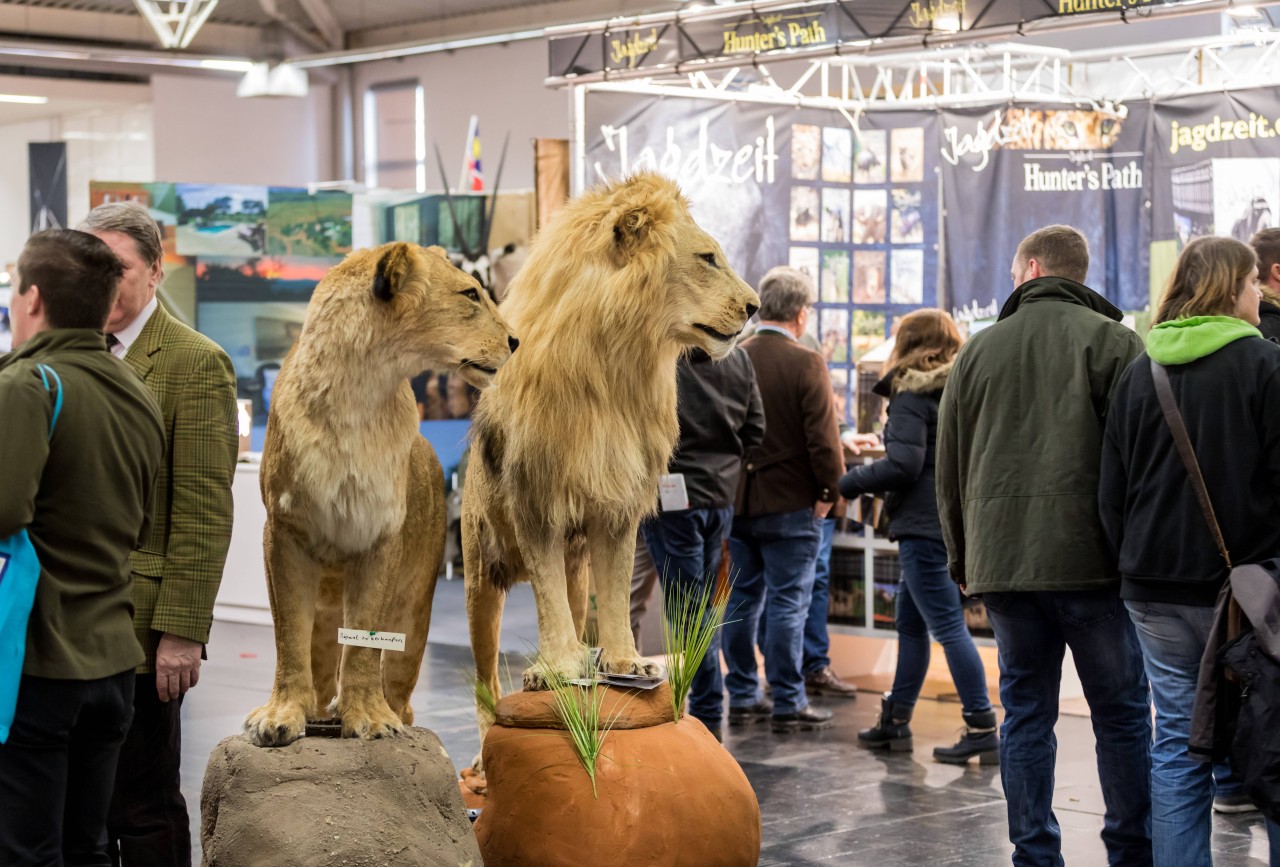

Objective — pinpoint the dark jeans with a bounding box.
[642,507,733,728]
[724,509,822,716]
[108,674,190,867]
[802,517,836,676]
[887,537,991,714]
[983,588,1152,867]
[0,671,135,866]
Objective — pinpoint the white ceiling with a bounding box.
[0,0,686,48]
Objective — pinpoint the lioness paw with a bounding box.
[339,693,405,740]
[243,701,307,747]
[601,655,663,679]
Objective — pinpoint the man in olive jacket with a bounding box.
[0,230,165,864]
[82,202,239,866]
[936,226,1153,867]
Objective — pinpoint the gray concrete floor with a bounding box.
[183,577,1273,865]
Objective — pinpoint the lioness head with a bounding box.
[313,241,516,388]
[604,173,760,360]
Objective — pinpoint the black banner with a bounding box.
[939,102,1149,319]
[1149,90,1280,302]
[585,91,940,422]
[551,0,1197,77]
[29,142,67,234]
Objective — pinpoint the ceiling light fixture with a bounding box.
[0,94,48,104]
[133,0,220,50]
[200,58,254,72]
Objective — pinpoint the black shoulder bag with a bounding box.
[1151,358,1280,822]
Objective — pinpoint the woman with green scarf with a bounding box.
[1099,236,1280,866]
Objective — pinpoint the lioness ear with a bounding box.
[373,242,414,302]
[611,207,653,265]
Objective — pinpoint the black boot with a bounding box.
[857,696,913,751]
[933,709,999,765]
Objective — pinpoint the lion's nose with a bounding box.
[508,336,520,353]
[745,303,759,319]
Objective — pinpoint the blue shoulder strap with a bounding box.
[35,364,63,440]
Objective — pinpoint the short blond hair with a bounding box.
[1015,225,1089,283]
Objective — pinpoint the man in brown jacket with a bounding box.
[724,266,844,733]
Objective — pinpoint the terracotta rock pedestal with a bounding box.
[475,685,761,867]
[200,727,481,867]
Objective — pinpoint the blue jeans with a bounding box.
[723,509,822,716]
[887,537,992,715]
[982,588,1152,867]
[641,507,733,728]
[801,517,836,675]
[1125,600,1220,867]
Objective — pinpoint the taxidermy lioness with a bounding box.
[244,242,516,747]
[462,173,760,757]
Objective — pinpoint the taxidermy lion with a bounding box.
[463,173,760,758]
[244,242,516,747]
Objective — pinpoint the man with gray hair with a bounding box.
[79,201,238,866]
[722,266,843,734]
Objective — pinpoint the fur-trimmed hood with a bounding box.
[873,361,953,398]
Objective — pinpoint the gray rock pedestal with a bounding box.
[200,727,481,867]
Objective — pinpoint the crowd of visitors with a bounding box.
[2,202,1278,866]
[635,224,1280,865]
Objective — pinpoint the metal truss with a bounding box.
[579,30,1280,111]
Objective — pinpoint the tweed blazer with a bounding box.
[123,304,238,671]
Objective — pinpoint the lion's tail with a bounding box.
[463,513,506,767]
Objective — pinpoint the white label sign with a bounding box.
[337,628,406,652]
[658,473,690,512]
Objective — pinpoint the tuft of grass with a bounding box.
[464,655,517,719]
[661,572,733,724]
[538,652,632,798]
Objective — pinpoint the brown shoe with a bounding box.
[805,667,859,699]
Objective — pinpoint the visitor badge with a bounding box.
[337,628,406,651]
[659,473,690,511]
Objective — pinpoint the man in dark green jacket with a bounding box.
[936,225,1153,867]
[0,230,164,865]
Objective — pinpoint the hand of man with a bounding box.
[814,499,834,519]
[841,431,881,455]
[155,633,203,702]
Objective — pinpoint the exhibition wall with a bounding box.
[152,75,334,187]
[352,38,569,192]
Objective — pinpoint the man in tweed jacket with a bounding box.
[83,202,238,866]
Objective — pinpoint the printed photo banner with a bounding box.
[1147,90,1280,307]
[938,102,1150,320]
[550,0,1201,78]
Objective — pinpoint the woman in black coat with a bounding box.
[1100,236,1280,864]
[840,309,997,764]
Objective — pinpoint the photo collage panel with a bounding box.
[786,115,935,424]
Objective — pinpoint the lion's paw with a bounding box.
[522,654,588,691]
[601,655,663,679]
[522,664,556,692]
[339,693,405,740]
[243,700,308,747]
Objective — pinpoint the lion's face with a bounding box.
[347,242,516,388]
[661,222,760,359]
